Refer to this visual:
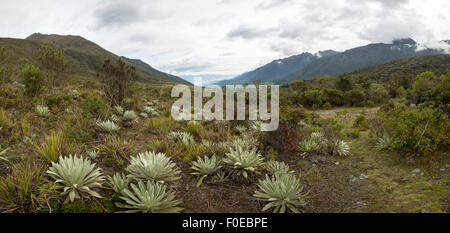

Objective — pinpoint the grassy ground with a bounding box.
[304,108,450,213]
[0,79,448,213]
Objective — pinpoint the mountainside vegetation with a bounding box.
[282,54,450,110]
[0,33,189,85]
[220,39,449,85]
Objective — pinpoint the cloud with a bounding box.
[369,0,410,8]
[0,0,448,83]
[93,2,142,30]
[358,14,431,43]
[128,33,155,44]
[227,25,277,40]
[256,0,293,10]
[269,42,300,56]
[416,40,450,54]
[92,0,169,30]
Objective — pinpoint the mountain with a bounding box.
[344,54,450,83]
[216,50,337,85]
[120,56,187,84]
[0,33,190,85]
[219,38,449,85]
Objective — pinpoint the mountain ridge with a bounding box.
[0,33,190,85]
[217,38,449,85]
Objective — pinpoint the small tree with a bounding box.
[21,64,43,97]
[0,47,6,85]
[97,59,137,106]
[38,44,66,87]
[367,83,389,104]
[411,72,438,104]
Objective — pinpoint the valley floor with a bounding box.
[163,107,450,213]
[1,97,448,212]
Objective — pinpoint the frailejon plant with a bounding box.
[254,173,306,213]
[191,155,222,187]
[107,173,130,196]
[87,150,99,160]
[140,112,148,118]
[115,180,183,213]
[310,131,325,142]
[114,106,124,115]
[46,154,105,203]
[252,121,262,131]
[122,110,137,121]
[143,106,159,116]
[375,134,393,151]
[168,131,195,147]
[35,105,50,117]
[235,125,247,134]
[110,114,120,122]
[230,135,259,151]
[264,160,293,176]
[223,146,264,179]
[96,119,120,132]
[298,138,320,156]
[331,139,350,157]
[68,89,79,99]
[126,151,181,183]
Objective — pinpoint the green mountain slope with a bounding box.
[279,39,445,84]
[0,33,190,85]
[344,54,450,83]
[220,38,449,85]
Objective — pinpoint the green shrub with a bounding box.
[80,94,109,119]
[45,94,69,108]
[375,106,449,154]
[353,115,368,130]
[20,64,43,97]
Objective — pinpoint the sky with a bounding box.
[0,0,449,84]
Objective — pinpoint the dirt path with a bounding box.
[296,107,450,213]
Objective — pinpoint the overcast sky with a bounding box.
[0,0,449,83]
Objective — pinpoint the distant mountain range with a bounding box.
[0,33,190,85]
[216,38,450,85]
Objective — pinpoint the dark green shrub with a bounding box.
[45,94,70,108]
[20,64,43,97]
[375,106,449,154]
[354,115,368,130]
[80,94,109,119]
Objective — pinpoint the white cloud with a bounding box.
[416,41,450,54]
[0,0,448,82]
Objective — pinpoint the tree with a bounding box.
[0,47,6,85]
[97,58,137,106]
[336,76,352,91]
[20,64,43,97]
[411,72,438,104]
[396,86,407,99]
[289,80,307,91]
[367,83,389,104]
[38,44,67,87]
[302,88,327,108]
